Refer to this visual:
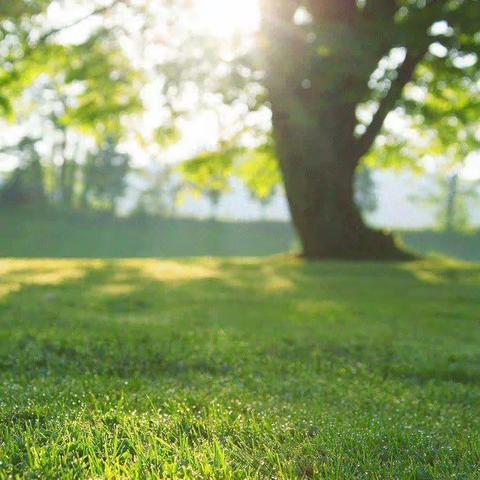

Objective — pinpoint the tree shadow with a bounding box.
[1,258,479,390]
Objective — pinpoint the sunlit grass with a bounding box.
[0,258,479,478]
[0,259,89,299]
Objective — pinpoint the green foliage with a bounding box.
[0,29,142,211]
[367,5,480,171]
[153,125,181,148]
[178,148,240,214]
[0,94,12,117]
[178,143,283,215]
[236,144,281,203]
[0,0,50,19]
[0,6,60,118]
[0,1,141,138]
[59,31,143,138]
[363,136,421,172]
[164,0,480,228]
[179,150,236,193]
[0,257,479,477]
[399,57,480,167]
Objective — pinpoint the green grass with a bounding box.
[0,208,297,258]
[1,257,479,479]
[401,230,480,262]
[2,207,480,260]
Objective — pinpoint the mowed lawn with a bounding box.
[0,258,479,479]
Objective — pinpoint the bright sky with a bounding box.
[50,0,261,40]
[194,0,260,37]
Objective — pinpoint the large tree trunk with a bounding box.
[259,0,421,260]
[271,106,409,260]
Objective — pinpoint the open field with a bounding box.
[0,208,297,258]
[2,208,480,260]
[0,257,479,478]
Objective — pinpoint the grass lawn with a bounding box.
[2,207,480,261]
[0,257,479,479]
[0,208,297,258]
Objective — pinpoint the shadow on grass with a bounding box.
[1,258,480,388]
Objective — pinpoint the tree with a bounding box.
[178,148,237,220]
[0,1,129,116]
[0,137,46,206]
[47,32,141,208]
[257,0,480,258]
[81,137,130,215]
[410,57,480,233]
[1,1,142,211]
[410,169,479,232]
[354,166,378,217]
[3,0,480,258]
[372,49,480,231]
[134,165,181,218]
[438,172,480,232]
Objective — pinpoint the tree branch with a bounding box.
[34,0,123,45]
[354,0,448,158]
[355,48,427,159]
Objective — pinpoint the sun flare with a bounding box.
[195,0,260,37]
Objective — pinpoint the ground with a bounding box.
[2,208,480,260]
[0,258,479,479]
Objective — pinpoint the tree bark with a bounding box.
[272,107,408,260]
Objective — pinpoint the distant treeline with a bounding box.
[0,136,138,216]
[0,129,383,223]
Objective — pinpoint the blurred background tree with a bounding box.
[354,167,378,218]
[0,0,141,214]
[236,144,281,220]
[81,136,130,215]
[0,137,46,205]
[179,147,238,220]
